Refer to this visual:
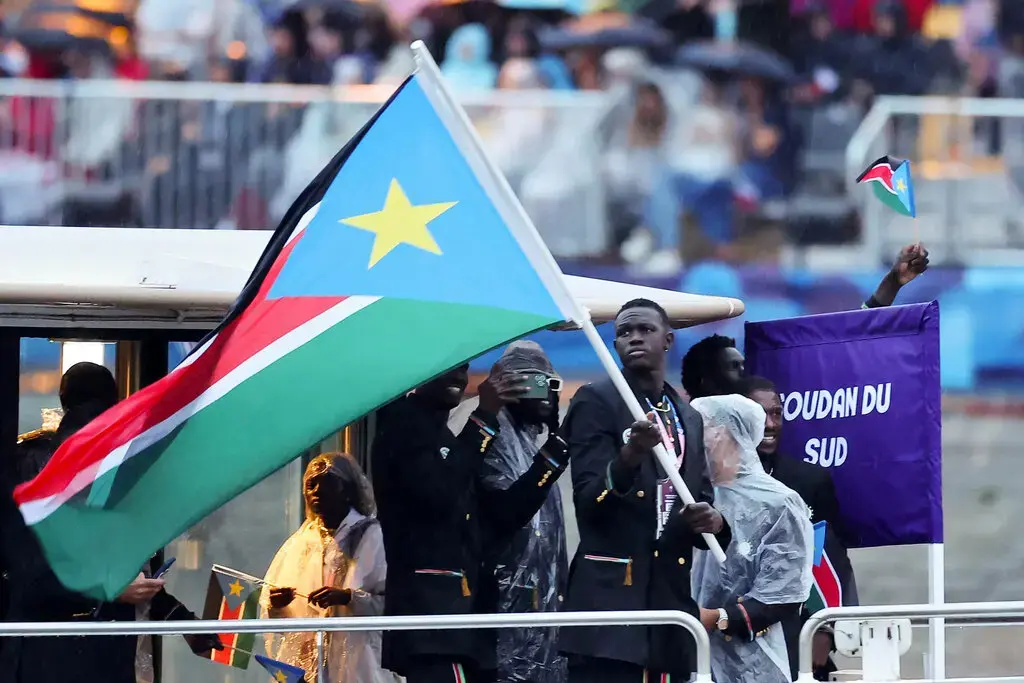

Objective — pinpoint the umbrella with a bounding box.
[9,7,119,54]
[675,40,796,83]
[497,0,583,18]
[27,4,133,27]
[538,12,670,50]
[409,0,503,30]
[7,28,112,54]
[287,0,373,23]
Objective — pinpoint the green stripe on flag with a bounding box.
[871,184,913,216]
[230,593,260,669]
[806,584,827,614]
[807,550,843,614]
[30,298,557,598]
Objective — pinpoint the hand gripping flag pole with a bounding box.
[580,319,728,562]
[410,40,727,563]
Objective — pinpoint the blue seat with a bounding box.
[741,297,805,324]
[935,287,976,391]
[679,261,744,300]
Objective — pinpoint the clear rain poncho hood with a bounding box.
[261,453,393,683]
[689,395,813,683]
[482,341,568,683]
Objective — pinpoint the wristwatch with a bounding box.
[716,608,729,631]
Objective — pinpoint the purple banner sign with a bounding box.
[745,302,943,548]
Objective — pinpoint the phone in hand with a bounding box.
[519,373,562,400]
[153,557,176,579]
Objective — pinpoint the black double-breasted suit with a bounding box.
[372,394,567,678]
[558,375,731,678]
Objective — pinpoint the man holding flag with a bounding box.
[0,363,221,683]
[559,299,731,683]
[8,41,724,683]
[10,44,586,604]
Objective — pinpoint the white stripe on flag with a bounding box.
[20,294,379,525]
[176,203,321,373]
[862,175,898,196]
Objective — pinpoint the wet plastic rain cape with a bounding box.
[690,395,813,683]
[482,341,568,683]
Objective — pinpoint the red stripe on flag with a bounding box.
[15,232,344,504]
[211,597,244,666]
[857,164,895,190]
[812,553,843,609]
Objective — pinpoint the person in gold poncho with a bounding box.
[262,452,395,683]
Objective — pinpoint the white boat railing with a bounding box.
[5,602,1024,681]
[797,601,1024,683]
[0,609,712,682]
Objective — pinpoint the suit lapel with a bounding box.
[605,378,699,498]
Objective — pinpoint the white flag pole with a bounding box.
[409,40,726,562]
[927,543,946,680]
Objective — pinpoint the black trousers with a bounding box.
[405,658,488,683]
[568,657,677,683]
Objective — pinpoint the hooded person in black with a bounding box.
[0,362,221,683]
[479,341,568,683]
[372,362,568,683]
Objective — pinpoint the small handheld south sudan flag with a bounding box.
[856,156,916,218]
[255,654,307,682]
[201,568,260,669]
[806,521,842,613]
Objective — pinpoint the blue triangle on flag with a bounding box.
[254,654,307,683]
[215,572,257,611]
[813,520,826,567]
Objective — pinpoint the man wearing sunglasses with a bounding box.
[476,341,568,683]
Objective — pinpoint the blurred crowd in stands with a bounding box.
[0,0,1019,268]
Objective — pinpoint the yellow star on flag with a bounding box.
[228,580,244,597]
[340,178,457,269]
[275,671,289,683]
[895,178,907,192]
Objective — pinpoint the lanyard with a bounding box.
[646,396,685,470]
[648,395,685,540]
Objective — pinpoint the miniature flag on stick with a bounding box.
[806,521,842,613]
[857,156,916,218]
[255,654,308,683]
[807,550,843,613]
[201,570,260,669]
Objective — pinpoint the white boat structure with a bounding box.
[0,226,1020,683]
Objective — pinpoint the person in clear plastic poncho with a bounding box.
[690,395,814,683]
[261,453,395,683]
[482,341,568,683]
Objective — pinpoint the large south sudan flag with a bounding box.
[13,61,581,600]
